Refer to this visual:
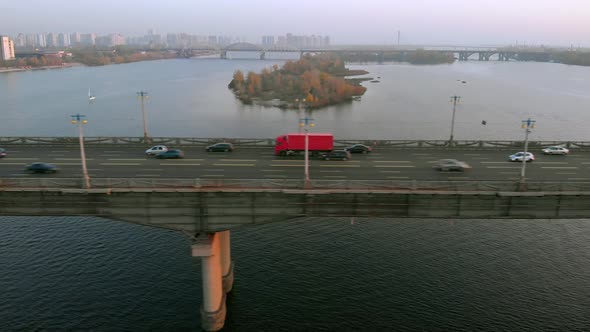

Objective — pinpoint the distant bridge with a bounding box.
[175,43,555,61]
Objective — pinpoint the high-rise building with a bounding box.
[70,32,81,46]
[36,33,46,48]
[0,36,16,60]
[262,36,275,46]
[15,33,26,47]
[46,32,57,48]
[80,33,96,46]
[57,33,70,47]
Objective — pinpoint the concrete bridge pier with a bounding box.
[192,230,234,331]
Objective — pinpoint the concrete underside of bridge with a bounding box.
[1,189,590,232]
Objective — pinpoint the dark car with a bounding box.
[321,150,352,161]
[206,143,234,152]
[156,149,184,159]
[434,159,471,172]
[345,144,372,154]
[24,162,58,173]
[0,148,6,158]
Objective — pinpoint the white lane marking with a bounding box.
[486,166,521,169]
[374,165,415,168]
[100,163,142,166]
[447,177,470,180]
[160,163,202,166]
[4,158,40,160]
[380,170,400,173]
[261,169,282,172]
[272,164,304,167]
[557,172,577,175]
[55,158,94,161]
[568,178,590,180]
[219,159,257,162]
[464,154,481,156]
[387,176,409,179]
[136,174,162,177]
[482,161,514,164]
[0,163,29,165]
[535,162,569,164]
[204,169,225,172]
[373,160,412,163]
[213,163,255,167]
[541,166,578,169]
[51,151,70,153]
[141,169,163,171]
[203,174,225,177]
[108,158,146,161]
[319,164,360,168]
[53,163,84,166]
[272,160,305,163]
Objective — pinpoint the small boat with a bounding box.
[88,89,96,102]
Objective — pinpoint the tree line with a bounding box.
[228,54,367,109]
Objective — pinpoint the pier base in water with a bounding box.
[192,230,233,331]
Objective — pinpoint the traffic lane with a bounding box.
[2,146,590,180]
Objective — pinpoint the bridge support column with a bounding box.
[218,230,234,293]
[192,231,233,331]
[260,51,266,60]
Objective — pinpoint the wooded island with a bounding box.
[228,54,368,109]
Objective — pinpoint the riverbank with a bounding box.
[0,62,81,73]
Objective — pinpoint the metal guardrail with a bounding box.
[1,137,590,150]
[2,178,590,192]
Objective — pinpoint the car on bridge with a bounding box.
[0,148,6,158]
[145,145,168,156]
[155,149,184,159]
[509,152,535,162]
[542,146,569,155]
[321,150,351,161]
[344,144,372,154]
[206,143,234,152]
[434,159,471,172]
[24,162,58,174]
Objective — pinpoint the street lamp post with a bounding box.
[519,118,536,191]
[136,91,151,143]
[71,114,91,189]
[299,116,315,188]
[448,95,461,147]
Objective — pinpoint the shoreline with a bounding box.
[0,63,81,74]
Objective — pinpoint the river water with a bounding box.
[1,58,590,331]
[1,57,590,140]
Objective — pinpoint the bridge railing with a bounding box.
[2,178,590,192]
[1,137,590,150]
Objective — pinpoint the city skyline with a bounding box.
[1,0,589,47]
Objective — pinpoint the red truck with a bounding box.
[274,133,334,156]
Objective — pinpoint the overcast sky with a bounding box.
[2,0,589,46]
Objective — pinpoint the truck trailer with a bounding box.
[274,133,334,156]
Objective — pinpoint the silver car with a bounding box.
[542,146,569,155]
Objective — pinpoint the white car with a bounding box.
[145,145,168,156]
[509,152,535,162]
[542,146,569,155]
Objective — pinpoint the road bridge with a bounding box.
[3,137,590,330]
[178,43,554,61]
